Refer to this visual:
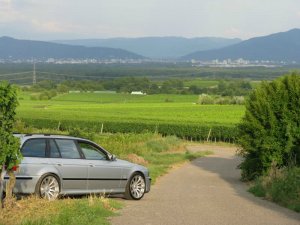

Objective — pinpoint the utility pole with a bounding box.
[33,62,36,85]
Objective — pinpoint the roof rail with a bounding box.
[24,133,51,137]
[24,133,73,137]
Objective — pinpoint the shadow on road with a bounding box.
[191,152,300,220]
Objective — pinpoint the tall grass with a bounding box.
[249,167,300,212]
[67,128,207,183]
[0,196,122,225]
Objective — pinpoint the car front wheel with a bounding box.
[125,172,146,200]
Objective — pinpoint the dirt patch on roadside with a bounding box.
[126,154,148,166]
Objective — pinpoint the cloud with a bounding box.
[0,0,300,39]
[224,27,243,38]
[0,0,17,22]
[0,0,12,5]
[30,20,67,33]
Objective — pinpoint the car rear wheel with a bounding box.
[125,172,146,200]
[36,174,60,200]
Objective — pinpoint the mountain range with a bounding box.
[0,36,143,60]
[183,29,300,62]
[0,29,299,62]
[54,37,241,59]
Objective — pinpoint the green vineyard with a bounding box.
[17,92,245,141]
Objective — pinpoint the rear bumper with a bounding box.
[4,176,39,194]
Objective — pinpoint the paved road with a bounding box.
[111,144,300,225]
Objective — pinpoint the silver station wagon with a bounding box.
[5,134,151,200]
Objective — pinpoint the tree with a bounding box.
[0,82,21,208]
[237,73,300,180]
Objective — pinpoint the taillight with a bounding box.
[3,165,19,171]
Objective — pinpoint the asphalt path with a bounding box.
[111,144,300,225]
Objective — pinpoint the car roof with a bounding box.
[14,134,89,143]
[13,133,111,155]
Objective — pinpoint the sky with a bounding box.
[0,0,299,40]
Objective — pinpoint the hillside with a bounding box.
[0,36,144,60]
[183,29,300,62]
[54,37,241,59]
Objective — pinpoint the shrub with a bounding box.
[198,94,214,104]
[238,73,300,180]
[0,82,21,207]
[30,95,38,100]
[37,91,57,100]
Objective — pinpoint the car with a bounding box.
[4,134,151,200]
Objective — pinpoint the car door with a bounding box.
[77,141,123,192]
[48,139,88,192]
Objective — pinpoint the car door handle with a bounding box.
[56,163,63,166]
[89,164,95,167]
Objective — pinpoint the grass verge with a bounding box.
[249,166,300,212]
[0,196,122,225]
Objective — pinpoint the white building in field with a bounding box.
[131,91,146,95]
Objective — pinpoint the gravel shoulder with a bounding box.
[111,144,300,225]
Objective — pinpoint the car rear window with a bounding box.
[21,139,46,157]
[49,139,61,158]
[55,139,81,159]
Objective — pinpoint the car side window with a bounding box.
[78,141,107,160]
[55,139,81,159]
[49,139,61,158]
[21,139,46,157]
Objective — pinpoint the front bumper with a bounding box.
[145,176,151,193]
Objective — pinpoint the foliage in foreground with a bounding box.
[0,81,21,207]
[249,167,300,212]
[238,73,300,180]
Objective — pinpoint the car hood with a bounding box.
[115,158,136,167]
[115,158,147,171]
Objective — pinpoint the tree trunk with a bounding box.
[0,165,6,209]
[4,170,16,208]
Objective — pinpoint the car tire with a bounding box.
[35,174,60,200]
[125,172,146,200]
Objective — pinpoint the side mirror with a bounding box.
[109,154,117,161]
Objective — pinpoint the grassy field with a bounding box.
[17,92,245,141]
[182,79,219,88]
[53,92,200,103]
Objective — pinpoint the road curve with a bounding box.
[111,144,300,225]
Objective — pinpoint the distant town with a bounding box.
[0,57,298,68]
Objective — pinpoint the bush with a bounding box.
[198,94,214,104]
[37,91,57,100]
[238,73,300,180]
